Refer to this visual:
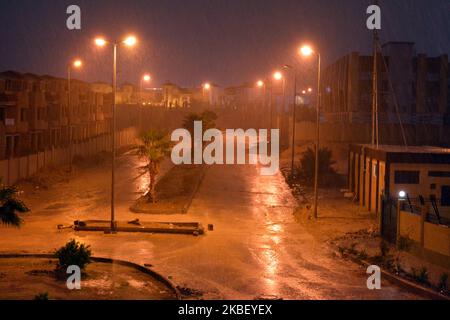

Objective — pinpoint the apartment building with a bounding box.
[162,82,195,108]
[0,71,113,160]
[321,42,449,146]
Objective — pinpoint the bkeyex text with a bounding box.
[178,304,273,317]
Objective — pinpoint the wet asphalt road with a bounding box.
[0,155,423,299]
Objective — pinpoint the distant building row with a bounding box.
[321,42,450,146]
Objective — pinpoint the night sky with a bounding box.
[0,0,449,87]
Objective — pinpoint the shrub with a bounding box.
[411,267,429,285]
[54,239,91,271]
[0,181,30,227]
[438,273,448,293]
[296,147,338,187]
[34,292,49,300]
[397,235,413,252]
[357,250,368,261]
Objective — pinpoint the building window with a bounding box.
[430,183,437,190]
[0,107,5,122]
[20,108,27,122]
[394,171,420,184]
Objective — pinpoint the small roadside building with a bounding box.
[348,144,450,267]
[349,144,450,216]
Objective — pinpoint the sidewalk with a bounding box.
[293,188,449,297]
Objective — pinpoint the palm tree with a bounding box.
[0,180,30,227]
[182,111,218,160]
[134,130,172,203]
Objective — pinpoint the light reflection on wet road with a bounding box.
[0,154,423,300]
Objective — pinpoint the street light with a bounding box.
[282,65,299,179]
[203,83,211,105]
[271,71,285,130]
[67,59,83,172]
[273,71,283,81]
[95,35,138,232]
[300,45,314,57]
[300,44,321,220]
[123,36,137,47]
[140,74,151,131]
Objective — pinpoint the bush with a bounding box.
[295,147,338,187]
[438,273,448,293]
[411,267,429,285]
[54,239,91,271]
[397,235,413,252]
[0,181,30,227]
[34,292,49,300]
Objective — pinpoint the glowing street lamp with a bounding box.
[300,45,314,57]
[273,71,283,81]
[299,43,321,219]
[143,74,151,82]
[73,60,82,68]
[141,74,151,104]
[94,38,107,47]
[67,58,83,172]
[257,80,264,87]
[202,82,211,105]
[94,35,138,232]
[123,36,137,47]
[139,73,152,131]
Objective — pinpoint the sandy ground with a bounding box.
[0,258,175,300]
[0,152,424,300]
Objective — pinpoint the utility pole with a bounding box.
[111,43,117,232]
[67,66,72,172]
[290,72,297,178]
[313,53,321,220]
[372,0,380,148]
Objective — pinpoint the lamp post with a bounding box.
[282,65,298,179]
[203,83,211,106]
[272,71,284,130]
[67,59,82,172]
[300,44,321,220]
[257,80,267,128]
[140,74,151,132]
[95,35,137,232]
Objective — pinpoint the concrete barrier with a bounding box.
[0,127,137,185]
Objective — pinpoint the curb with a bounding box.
[0,253,181,300]
[182,165,208,214]
[334,251,450,300]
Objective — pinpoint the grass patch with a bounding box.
[130,164,205,214]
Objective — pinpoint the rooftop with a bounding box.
[356,144,450,155]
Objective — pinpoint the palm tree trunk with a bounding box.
[147,163,158,203]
